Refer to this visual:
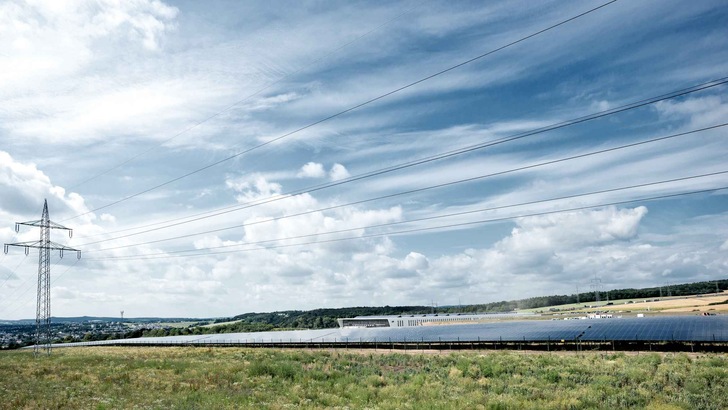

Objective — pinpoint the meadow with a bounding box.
[0,347,725,409]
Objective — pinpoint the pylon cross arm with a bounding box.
[4,241,81,259]
[17,220,73,236]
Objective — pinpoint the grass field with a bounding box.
[0,347,725,409]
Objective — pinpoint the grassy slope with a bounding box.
[0,347,725,409]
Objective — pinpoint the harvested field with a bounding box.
[592,292,728,313]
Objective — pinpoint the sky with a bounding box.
[0,0,727,320]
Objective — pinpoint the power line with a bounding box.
[62,0,618,222]
[85,172,728,261]
[89,184,728,262]
[72,76,728,243]
[81,122,728,252]
[66,6,417,191]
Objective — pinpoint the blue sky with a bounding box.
[0,0,727,319]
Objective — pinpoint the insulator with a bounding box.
[59,249,64,259]
[3,245,7,254]
[24,246,29,256]
[68,230,73,239]
[76,251,82,260]
[15,223,19,233]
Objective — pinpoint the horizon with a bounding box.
[2,276,724,323]
[1,0,727,319]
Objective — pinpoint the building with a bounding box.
[337,312,537,328]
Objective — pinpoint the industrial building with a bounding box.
[337,312,536,328]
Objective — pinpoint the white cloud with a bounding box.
[0,151,94,222]
[226,173,283,202]
[296,162,326,178]
[0,0,178,89]
[100,213,116,223]
[415,207,727,303]
[248,92,300,111]
[401,252,429,271]
[654,96,728,128]
[296,162,351,181]
[329,163,350,181]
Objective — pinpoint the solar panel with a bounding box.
[46,315,728,348]
[581,316,728,341]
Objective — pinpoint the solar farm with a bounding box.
[52,315,728,352]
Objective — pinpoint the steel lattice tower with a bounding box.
[4,199,80,355]
[590,275,602,302]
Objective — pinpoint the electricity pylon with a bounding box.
[590,275,602,302]
[4,199,81,355]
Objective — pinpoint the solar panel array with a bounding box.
[580,316,727,341]
[340,320,590,342]
[49,315,728,348]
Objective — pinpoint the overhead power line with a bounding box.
[85,171,728,261]
[72,76,728,243]
[63,0,618,222]
[80,122,728,252]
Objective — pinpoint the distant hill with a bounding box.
[0,316,205,325]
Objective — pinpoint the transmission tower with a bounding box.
[590,275,602,302]
[3,199,81,355]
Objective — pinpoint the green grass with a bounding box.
[0,347,725,409]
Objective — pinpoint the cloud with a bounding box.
[329,163,350,181]
[0,0,178,89]
[295,162,351,181]
[226,173,283,202]
[248,92,300,111]
[296,162,326,178]
[401,252,429,271]
[415,206,727,304]
[477,206,649,279]
[0,151,94,222]
[100,214,116,223]
[654,96,728,128]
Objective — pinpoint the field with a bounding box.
[521,291,728,316]
[0,347,725,409]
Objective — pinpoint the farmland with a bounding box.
[523,291,728,316]
[0,347,725,409]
